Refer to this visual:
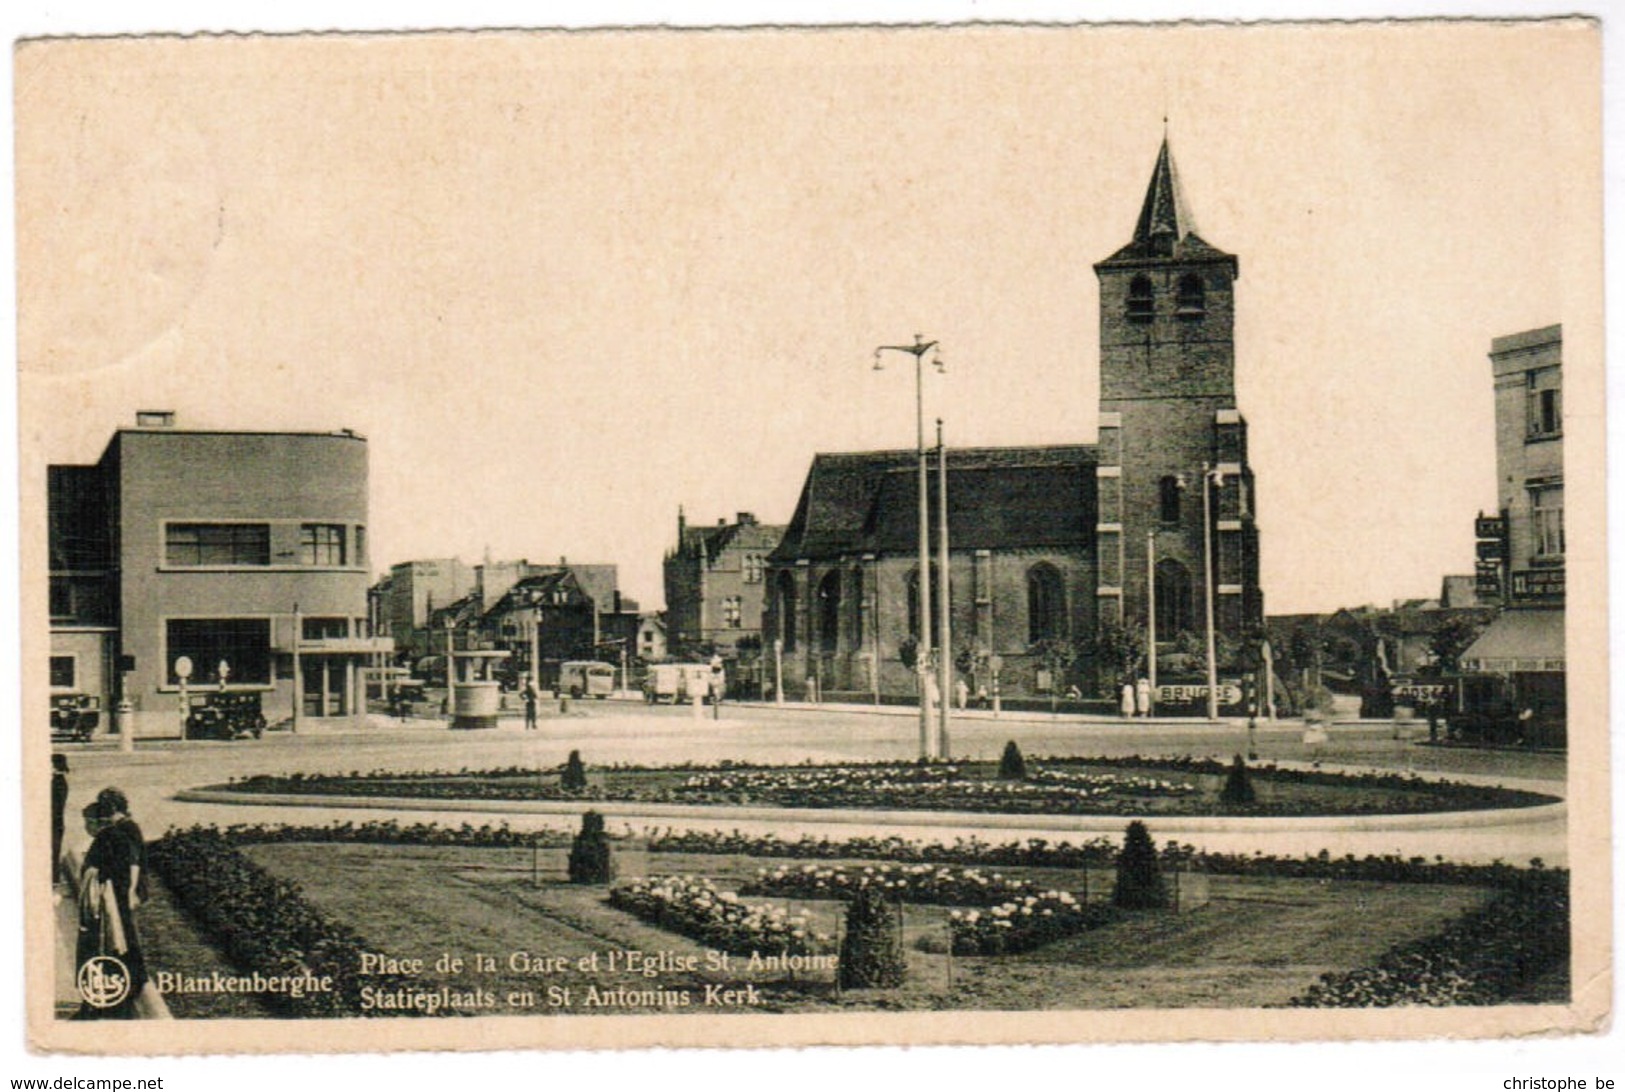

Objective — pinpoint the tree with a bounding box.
[1089,620,1146,687]
[898,636,919,673]
[1112,820,1170,910]
[1219,754,1257,806]
[1429,615,1488,675]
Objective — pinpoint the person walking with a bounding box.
[1120,679,1136,720]
[1135,676,1152,718]
[75,789,147,1019]
[522,675,539,730]
[51,755,69,888]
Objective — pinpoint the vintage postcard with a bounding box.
[15,17,1609,1060]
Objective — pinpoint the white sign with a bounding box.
[1157,682,1242,706]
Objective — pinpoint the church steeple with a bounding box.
[1132,138,1193,256]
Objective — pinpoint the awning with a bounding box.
[1459,609,1565,673]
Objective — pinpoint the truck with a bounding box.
[643,662,722,705]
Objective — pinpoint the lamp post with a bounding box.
[875,334,944,759]
[936,417,952,759]
[1146,530,1158,718]
[1201,463,1224,722]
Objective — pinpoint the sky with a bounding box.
[15,20,1602,616]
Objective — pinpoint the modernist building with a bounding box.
[370,558,476,660]
[1459,324,1565,744]
[48,414,390,738]
[663,510,784,658]
[766,140,1264,704]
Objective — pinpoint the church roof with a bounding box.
[771,445,1097,563]
[1098,137,1235,267]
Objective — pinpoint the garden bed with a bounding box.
[212,755,1557,818]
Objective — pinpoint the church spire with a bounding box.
[1131,137,1195,256]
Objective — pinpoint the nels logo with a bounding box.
[77,956,131,1010]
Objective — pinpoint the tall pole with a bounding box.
[936,418,952,759]
[875,335,943,759]
[1202,463,1220,722]
[531,605,542,693]
[290,604,302,735]
[445,619,457,724]
[1146,531,1158,717]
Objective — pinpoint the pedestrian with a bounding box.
[51,755,69,889]
[954,677,969,711]
[1120,680,1135,720]
[1135,676,1152,718]
[75,790,146,1019]
[522,675,539,730]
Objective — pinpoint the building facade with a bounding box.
[663,510,784,658]
[48,417,391,738]
[1459,324,1565,744]
[766,140,1264,705]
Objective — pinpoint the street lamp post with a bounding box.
[936,418,952,759]
[875,334,944,759]
[1202,463,1223,722]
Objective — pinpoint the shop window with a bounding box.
[50,655,76,689]
[165,523,270,567]
[166,618,271,685]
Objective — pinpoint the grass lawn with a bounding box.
[199,843,1501,1015]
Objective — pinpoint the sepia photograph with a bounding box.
[7,2,1615,1082]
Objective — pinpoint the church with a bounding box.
[764,139,1265,708]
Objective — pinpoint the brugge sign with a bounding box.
[1156,682,1243,708]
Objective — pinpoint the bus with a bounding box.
[559,660,616,699]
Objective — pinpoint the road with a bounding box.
[51,699,1569,866]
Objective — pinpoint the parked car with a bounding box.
[185,691,267,741]
[50,694,100,742]
[559,660,615,700]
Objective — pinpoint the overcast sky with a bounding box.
[16,21,1601,614]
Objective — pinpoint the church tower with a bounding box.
[1093,139,1262,672]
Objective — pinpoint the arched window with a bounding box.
[1154,558,1193,639]
[817,570,841,652]
[1127,275,1154,322]
[775,571,797,652]
[1159,475,1182,525]
[1027,563,1066,645]
[1177,272,1206,317]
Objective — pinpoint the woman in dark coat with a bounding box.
[74,791,147,1019]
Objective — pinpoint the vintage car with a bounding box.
[50,694,101,742]
[185,691,268,741]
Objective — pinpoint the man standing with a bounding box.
[51,754,69,887]
[522,675,539,730]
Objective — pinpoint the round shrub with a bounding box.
[1112,820,1170,910]
[998,740,1028,781]
[561,750,588,793]
[1220,754,1257,806]
[838,887,906,988]
[567,809,616,884]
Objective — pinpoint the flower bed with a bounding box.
[1286,872,1569,1006]
[741,861,1056,907]
[607,874,832,956]
[948,892,1114,955]
[215,755,1557,818]
[147,827,419,1018]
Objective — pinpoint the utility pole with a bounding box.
[1202,463,1222,722]
[936,418,952,759]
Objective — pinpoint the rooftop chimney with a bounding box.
[736,511,757,526]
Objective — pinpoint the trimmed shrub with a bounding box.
[998,741,1028,781]
[567,810,616,884]
[838,887,906,988]
[561,750,588,792]
[1220,754,1257,806]
[1112,820,1170,910]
